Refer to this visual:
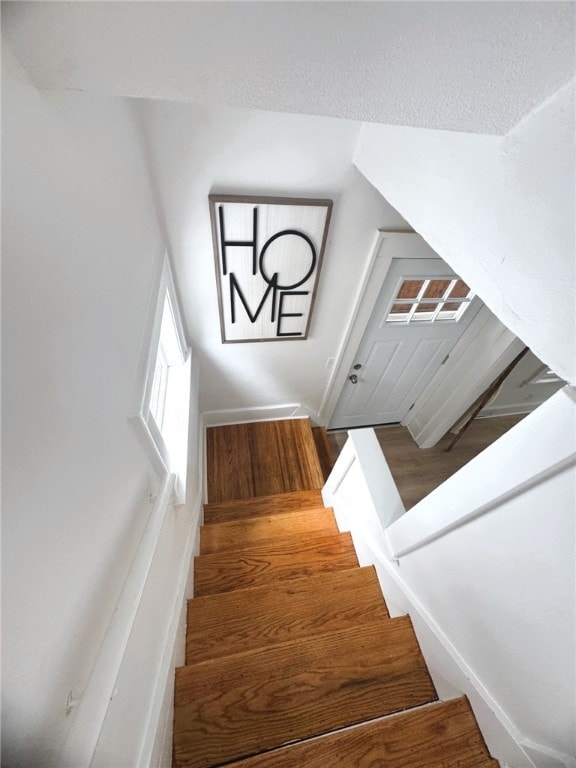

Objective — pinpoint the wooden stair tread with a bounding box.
[186,566,388,664]
[312,425,335,482]
[206,419,324,502]
[224,697,499,768]
[194,532,359,596]
[200,507,337,555]
[203,489,325,524]
[174,618,437,768]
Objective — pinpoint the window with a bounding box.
[149,294,183,430]
[131,256,191,503]
[386,278,475,324]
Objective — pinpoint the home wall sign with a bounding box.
[209,195,332,343]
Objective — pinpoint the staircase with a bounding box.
[173,419,498,767]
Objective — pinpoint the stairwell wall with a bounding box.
[2,45,200,767]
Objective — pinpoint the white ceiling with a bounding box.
[3,1,574,135]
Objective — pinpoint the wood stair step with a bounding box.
[224,697,499,768]
[203,489,325,525]
[206,418,324,502]
[199,506,338,555]
[186,566,389,664]
[194,532,359,597]
[173,617,437,768]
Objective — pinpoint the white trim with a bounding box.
[130,253,192,503]
[202,411,209,506]
[322,428,405,534]
[61,474,176,768]
[521,740,576,768]
[137,487,203,767]
[201,403,312,428]
[128,412,169,479]
[403,307,524,448]
[390,454,575,559]
[318,230,387,425]
[318,231,450,427]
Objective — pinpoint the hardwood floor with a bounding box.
[206,419,324,502]
[328,414,525,510]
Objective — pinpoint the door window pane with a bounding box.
[397,279,424,299]
[414,302,437,313]
[390,302,411,314]
[449,280,471,299]
[423,280,451,299]
[386,275,475,323]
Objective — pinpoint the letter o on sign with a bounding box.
[259,230,317,290]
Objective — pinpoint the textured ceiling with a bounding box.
[3,1,574,135]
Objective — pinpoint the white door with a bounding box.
[330,257,482,429]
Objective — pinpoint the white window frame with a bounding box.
[130,254,191,504]
[386,276,475,324]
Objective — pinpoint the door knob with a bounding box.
[349,374,358,384]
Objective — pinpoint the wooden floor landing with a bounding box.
[206,418,324,502]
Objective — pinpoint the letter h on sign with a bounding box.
[209,195,332,343]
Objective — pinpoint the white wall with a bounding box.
[386,387,576,764]
[3,1,574,135]
[1,45,198,766]
[137,100,408,418]
[354,80,576,386]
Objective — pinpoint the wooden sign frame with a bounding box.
[209,194,332,343]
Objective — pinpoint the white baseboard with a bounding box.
[201,403,316,427]
[143,489,202,767]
